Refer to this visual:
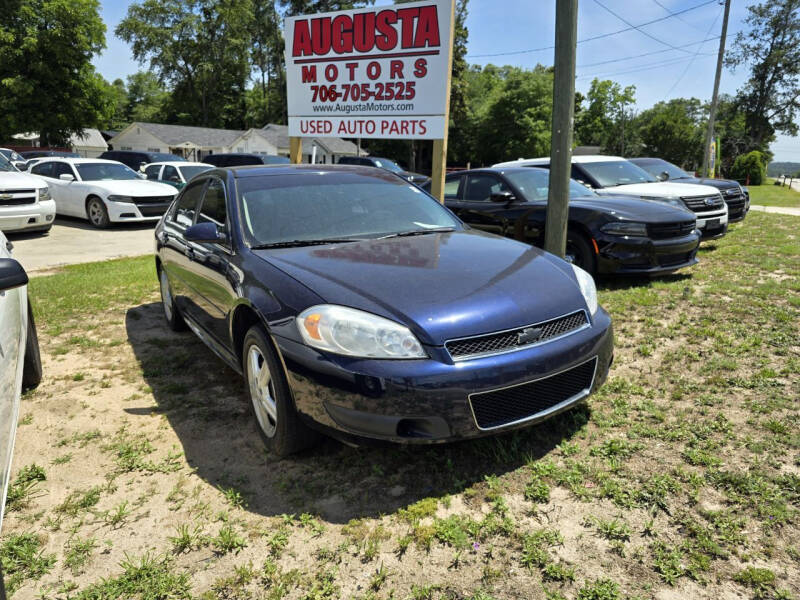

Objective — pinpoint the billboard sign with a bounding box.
[285,0,453,140]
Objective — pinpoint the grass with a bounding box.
[3,212,798,598]
[748,179,800,208]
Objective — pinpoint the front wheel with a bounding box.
[159,268,186,331]
[86,197,110,228]
[565,231,597,277]
[243,324,318,457]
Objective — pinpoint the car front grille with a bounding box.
[722,190,746,213]
[469,357,597,430]
[647,221,696,239]
[0,189,36,206]
[445,311,589,361]
[134,195,174,204]
[136,203,171,217]
[657,251,694,267]
[681,194,725,212]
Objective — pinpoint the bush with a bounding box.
[730,151,766,185]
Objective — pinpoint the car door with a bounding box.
[182,177,236,344]
[30,161,70,215]
[161,165,184,189]
[446,172,513,235]
[50,162,83,217]
[158,179,207,321]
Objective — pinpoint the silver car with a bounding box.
[0,230,42,534]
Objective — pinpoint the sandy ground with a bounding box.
[6,217,155,273]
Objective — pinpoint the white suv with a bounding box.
[494,155,729,239]
[0,154,56,234]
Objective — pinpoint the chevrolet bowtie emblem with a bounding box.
[0,193,12,200]
[517,326,544,345]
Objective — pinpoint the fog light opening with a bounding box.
[397,418,436,439]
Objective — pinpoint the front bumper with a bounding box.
[275,309,614,444]
[595,231,700,276]
[695,209,729,239]
[0,199,56,232]
[106,199,173,223]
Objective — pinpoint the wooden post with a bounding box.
[429,0,456,203]
[290,137,302,164]
[544,0,578,258]
[702,0,731,178]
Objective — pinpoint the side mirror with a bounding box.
[490,191,516,203]
[0,258,29,292]
[185,221,224,243]
[658,171,670,181]
[59,173,75,182]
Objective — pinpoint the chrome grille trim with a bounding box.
[445,310,590,362]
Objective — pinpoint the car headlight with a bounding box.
[297,305,426,359]
[38,187,50,201]
[599,221,648,237]
[571,264,598,316]
[107,195,134,203]
[640,195,686,209]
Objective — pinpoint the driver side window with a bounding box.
[144,165,161,180]
[163,165,180,182]
[172,180,205,227]
[463,174,509,202]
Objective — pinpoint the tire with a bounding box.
[86,196,110,228]
[22,302,42,390]
[242,324,318,457]
[158,267,186,331]
[565,230,597,277]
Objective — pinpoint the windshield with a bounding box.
[179,165,212,180]
[75,162,141,181]
[0,154,18,172]
[504,169,597,200]
[238,172,460,246]
[633,159,691,180]
[580,161,657,187]
[372,159,404,173]
[0,149,23,162]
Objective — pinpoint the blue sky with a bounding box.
[93,0,800,161]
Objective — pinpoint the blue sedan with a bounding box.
[154,165,614,455]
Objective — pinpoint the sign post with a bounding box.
[284,0,455,200]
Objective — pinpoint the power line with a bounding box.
[466,0,718,58]
[592,0,695,54]
[576,53,716,81]
[649,0,710,32]
[577,35,719,68]
[662,6,723,99]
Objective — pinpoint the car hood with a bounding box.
[569,195,695,221]
[669,177,741,191]
[255,230,587,346]
[1,171,46,189]
[596,181,721,197]
[81,179,178,196]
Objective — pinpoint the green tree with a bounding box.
[636,98,705,169]
[0,0,111,144]
[104,78,130,131]
[575,78,637,155]
[447,0,471,165]
[126,71,168,123]
[726,0,800,149]
[730,150,767,185]
[117,0,254,129]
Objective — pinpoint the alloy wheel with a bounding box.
[247,344,278,438]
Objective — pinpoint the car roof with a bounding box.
[496,155,627,167]
[220,164,406,179]
[148,161,211,168]
[34,158,121,164]
[446,167,548,176]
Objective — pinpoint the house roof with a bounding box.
[134,122,245,148]
[69,128,108,149]
[260,124,359,155]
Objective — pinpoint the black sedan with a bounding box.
[630,157,749,222]
[426,167,701,277]
[337,156,430,186]
[155,165,613,455]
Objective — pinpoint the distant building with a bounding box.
[10,128,108,157]
[108,122,360,163]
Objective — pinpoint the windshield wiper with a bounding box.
[377,227,455,240]
[250,238,361,249]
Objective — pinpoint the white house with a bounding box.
[108,122,360,163]
[69,128,108,157]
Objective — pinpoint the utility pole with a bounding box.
[545,0,579,257]
[702,0,731,178]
